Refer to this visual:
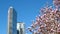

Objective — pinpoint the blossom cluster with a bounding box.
[28,0,60,34]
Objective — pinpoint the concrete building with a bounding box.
[7,6,17,34]
[17,22,25,34]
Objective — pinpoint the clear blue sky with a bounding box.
[0,0,53,34]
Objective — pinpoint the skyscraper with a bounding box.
[17,22,25,34]
[7,6,17,34]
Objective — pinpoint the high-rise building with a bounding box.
[7,6,17,34]
[17,22,25,34]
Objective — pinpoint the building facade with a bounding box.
[17,22,25,34]
[7,6,17,34]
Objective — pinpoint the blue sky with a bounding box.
[0,0,53,34]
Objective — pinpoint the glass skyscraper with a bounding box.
[7,6,17,34]
[17,22,25,34]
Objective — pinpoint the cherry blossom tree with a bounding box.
[28,0,60,34]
